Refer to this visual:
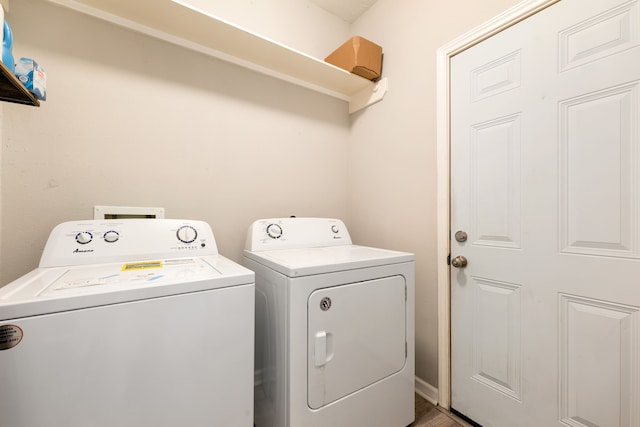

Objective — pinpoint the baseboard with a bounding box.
[415,376,438,406]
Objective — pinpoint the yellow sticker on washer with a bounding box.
[122,261,163,271]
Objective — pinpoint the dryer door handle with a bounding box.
[314,331,327,366]
[314,331,334,366]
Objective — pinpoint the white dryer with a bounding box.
[244,217,415,427]
[0,219,255,427]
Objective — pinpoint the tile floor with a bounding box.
[411,394,471,427]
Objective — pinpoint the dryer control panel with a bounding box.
[40,219,218,267]
[245,217,352,252]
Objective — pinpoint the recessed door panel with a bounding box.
[559,294,640,427]
[307,276,406,409]
[559,82,639,258]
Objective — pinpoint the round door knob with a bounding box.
[451,256,468,268]
[454,230,468,242]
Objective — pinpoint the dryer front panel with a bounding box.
[307,275,406,409]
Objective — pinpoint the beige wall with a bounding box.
[2,0,522,391]
[1,0,351,283]
[348,0,521,387]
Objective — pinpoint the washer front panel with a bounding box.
[0,285,255,427]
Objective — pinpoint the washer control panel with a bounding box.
[245,217,352,252]
[40,219,218,268]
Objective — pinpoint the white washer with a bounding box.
[244,217,415,427]
[0,219,255,427]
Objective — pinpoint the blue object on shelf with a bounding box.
[15,57,46,101]
[2,20,15,73]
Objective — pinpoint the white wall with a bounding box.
[348,0,521,388]
[1,0,351,284]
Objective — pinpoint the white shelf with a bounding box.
[45,0,387,113]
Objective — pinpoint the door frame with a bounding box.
[435,0,560,409]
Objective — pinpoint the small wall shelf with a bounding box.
[45,0,387,113]
[0,60,40,106]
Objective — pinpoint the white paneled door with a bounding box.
[450,0,640,425]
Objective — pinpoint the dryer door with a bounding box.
[307,275,406,409]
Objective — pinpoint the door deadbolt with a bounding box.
[451,256,468,268]
[454,230,468,242]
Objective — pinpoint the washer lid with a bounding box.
[42,257,221,294]
[244,244,414,277]
[0,255,254,321]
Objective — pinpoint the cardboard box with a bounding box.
[325,36,382,81]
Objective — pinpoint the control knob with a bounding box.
[103,230,119,243]
[177,225,197,243]
[266,224,283,239]
[75,231,93,245]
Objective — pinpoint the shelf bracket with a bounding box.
[348,77,388,114]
